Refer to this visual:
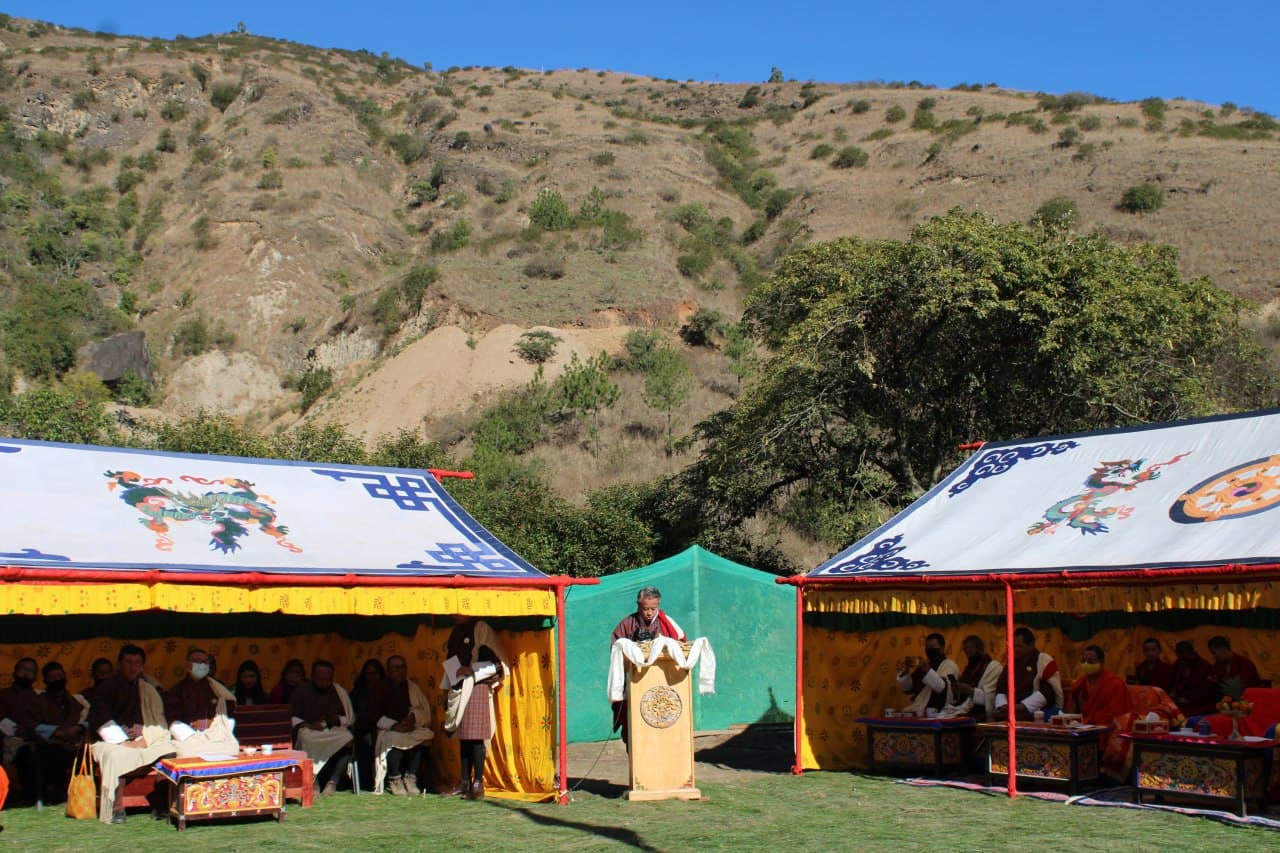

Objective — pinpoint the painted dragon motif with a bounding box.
[105,470,300,553]
[1027,453,1190,536]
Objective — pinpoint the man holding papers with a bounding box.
[442,616,507,800]
[88,644,174,824]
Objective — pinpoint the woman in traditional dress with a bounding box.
[443,615,508,800]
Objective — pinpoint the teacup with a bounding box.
[261,744,274,755]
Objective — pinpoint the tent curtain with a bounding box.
[0,619,557,801]
[0,582,556,617]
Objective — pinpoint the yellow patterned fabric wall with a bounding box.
[0,623,558,801]
[800,613,1280,771]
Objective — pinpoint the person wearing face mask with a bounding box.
[164,647,239,758]
[0,657,44,803]
[895,633,960,716]
[1066,645,1132,767]
[35,661,88,805]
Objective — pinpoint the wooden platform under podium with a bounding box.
[625,642,701,801]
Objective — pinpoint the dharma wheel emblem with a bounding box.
[639,685,682,728]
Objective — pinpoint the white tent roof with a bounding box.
[809,409,1280,579]
[0,439,546,578]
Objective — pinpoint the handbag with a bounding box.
[66,742,97,820]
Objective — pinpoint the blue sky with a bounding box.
[5,2,1278,114]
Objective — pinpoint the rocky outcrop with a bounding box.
[78,330,153,386]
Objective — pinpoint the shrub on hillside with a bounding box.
[528,188,573,231]
[522,256,565,279]
[1118,183,1164,213]
[514,329,561,363]
[1032,197,1078,230]
[831,145,869,168]
[257,170,283,190]
[885,105,906,123]
[160,100,187,121]
[809,143,835,160]
[429,219,472,252]
[680,307,723,347]
[298,367,332,412]
[850,99,871,114]
[209,83,240,112]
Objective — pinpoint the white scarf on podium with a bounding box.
[607,636,716,702]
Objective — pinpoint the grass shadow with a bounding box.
[485,797,662,851]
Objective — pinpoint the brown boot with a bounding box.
[387,776,406,796]
[468,780,484,800]
[442,781,468,797]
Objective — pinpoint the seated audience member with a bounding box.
[895,633,959,715]
[350,658,386,783]
[34,661,87,804]
[997,627,1063,720]
[1,658,43,801]
[364,655,433,795]
[269,658,307,704]
[942,635,1002,720]
[1207,635,1262,693]
[233,660,268,706]
[291,660,354,796]
[81,658,115,707]
[165,647,238,757]
[1170,640,1219,717]
[88,644,174,824]
[1129,638,1175,691]
[1067,645,1132,746]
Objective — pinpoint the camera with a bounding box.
[634,628,656,641]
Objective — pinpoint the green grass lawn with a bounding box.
[2,772,1276,851]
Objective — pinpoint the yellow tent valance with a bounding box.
[0,582,556,617]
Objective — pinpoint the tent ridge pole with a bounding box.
[1004,578,1017,799]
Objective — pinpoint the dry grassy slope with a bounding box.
[4,20,1280,527]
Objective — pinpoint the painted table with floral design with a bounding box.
[856,716,975,776]
[157,753,300,831]
[1121,732,1278,817]
[977,722,1109,794]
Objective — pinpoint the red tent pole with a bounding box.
[1004,578,1018,798]
[555,582,569,805]
[792,582,805,775]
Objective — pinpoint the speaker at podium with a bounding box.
[608,636,716,801]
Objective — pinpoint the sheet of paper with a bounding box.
[442,655,461,688]
[198,753,236,761]
[472,661,497,682]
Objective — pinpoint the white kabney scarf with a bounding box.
[169,677,240,757]
[294,683,355,771]
[372,679,434,793]
[607,636,716,702]
[443,620,510,738]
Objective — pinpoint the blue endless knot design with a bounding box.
[947,440,1079,498]
[822,535,929,574]
[397,542,520,573]
[311,469,440,511]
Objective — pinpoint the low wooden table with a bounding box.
[856,716,975,776]
[977,722,1109,794]
[1121,732,1279,817]
[156,753,301,831]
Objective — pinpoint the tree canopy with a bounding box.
[678,210,1276,552]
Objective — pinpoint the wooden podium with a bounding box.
[625,642,701,801]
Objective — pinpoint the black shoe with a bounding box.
[110,812,127,825]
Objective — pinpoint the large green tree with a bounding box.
[679,209,1276,549]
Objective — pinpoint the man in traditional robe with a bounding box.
[0,657,44,802]
[291,660,354,796]
[34,661,88,805]
[1067,645,1132,755]
[164,647,239,757]
[365,655,433,796]
[997,627,1063,720]
[1207,635,1262,695]
[942,635,1002,720]
[895,633,960,715]
[1129,638,1175,691]
[1170,640,1218,717]
[88,644,174,824]
[80,658,114,708]
[610,586,685,742]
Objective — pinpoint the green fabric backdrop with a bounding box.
[564,546,795,742]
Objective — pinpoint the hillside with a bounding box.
[2,16,1279,565]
